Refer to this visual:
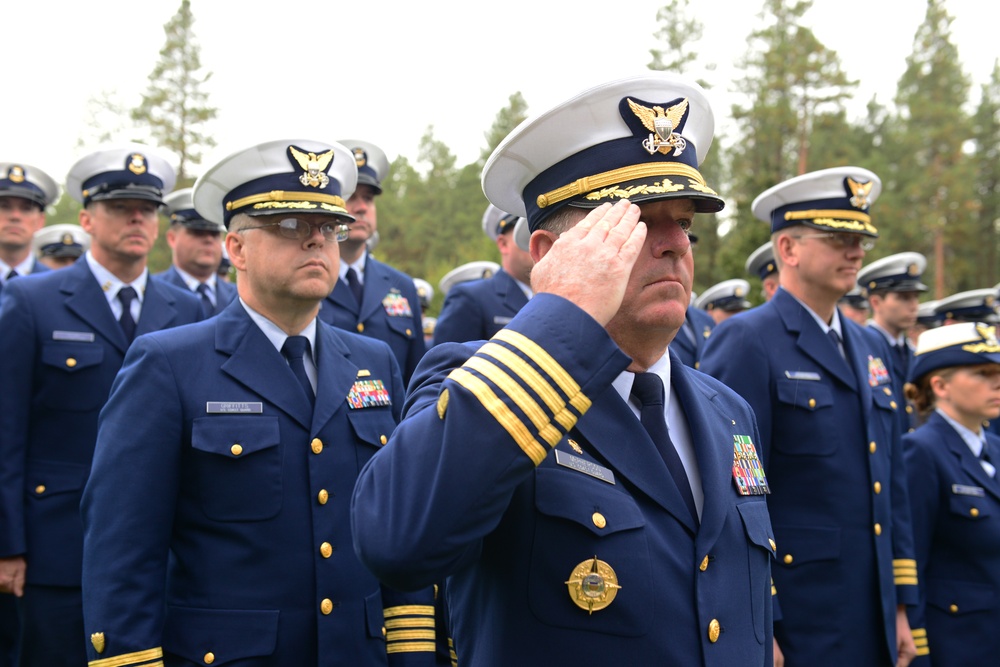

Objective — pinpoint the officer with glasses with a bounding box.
[80,139,438,666]
[701,166,918,667]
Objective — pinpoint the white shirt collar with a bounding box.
[85,250,147,303]
[0,254,36,281]
[174,265,217,293]
[239,298,318,365]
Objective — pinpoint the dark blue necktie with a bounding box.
[828,328,844,359]
[196,282,215,316]
[282,336,315,409]
[345,267,363,306]
[893,343,909,379]
[631,372,698,522]
[117,286,137,343]
[6,269,18,281]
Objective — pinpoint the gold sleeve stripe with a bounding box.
[465,356,551,431]
[893,565,918,574]
[893,559,916,568]
[479,343,565,414]
[771,584,777,596]
[383,605,435,617]
[89,648,164,667]
[449,368,548,465]
[493,329,591,413]
[387,629,436,641]
[385,617,435,629]
[387,641,438,654]
[895,577,918,585]
[910,628,926,639]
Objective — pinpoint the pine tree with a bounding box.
[131,0,217,185]
[970,60,1000,287]
[480,92,529,165]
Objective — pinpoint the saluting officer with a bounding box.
[155,187,237,316]
[0,162,59,295]
[33,224,90,270]
[318,140,425,384]
[700,167,918,666]
[353,73,776,666]
[0,144,203,667]
[433,204,533,346]
[80,139,436,667]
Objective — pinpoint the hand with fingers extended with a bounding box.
[529,200,645,327]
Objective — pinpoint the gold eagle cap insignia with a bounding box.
[8,165,25,183]
[847,177,873,209]
[128,154,147,175]
[628,98,689,156]
[352,147,367,168]
[977,323,998,347]
[289,145,334,188]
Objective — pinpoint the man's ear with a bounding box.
[226,232,247,272]
[529,230,557,264]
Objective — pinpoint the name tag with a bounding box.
[785,370,821,381]
[555,450,615,485]
[206,401,263,414]
[493,316,512,325]
[952,484,986,497]
[53,330,95,342]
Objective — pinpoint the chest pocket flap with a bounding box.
[535,467,645,537]
[41,341,103,373]
[191,416,280,457]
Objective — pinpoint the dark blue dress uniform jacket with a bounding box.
[318,254,425,385]
[431,268,529,345]
[155,265,238,316]
[699,287,917,667]
[81,302,437,667]
[352,294,776,666]
[669,305,715,368]
[903,412,1000,666]
[0,258,203,588]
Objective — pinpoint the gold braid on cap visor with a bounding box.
[783,209,878,235]
[535,163,714,209]
[226,190,347,214]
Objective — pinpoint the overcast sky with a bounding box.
[5,0,996,184]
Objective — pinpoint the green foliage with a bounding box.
[131,0,217,182]
[969,60,1000,287]
[480,92,529,165]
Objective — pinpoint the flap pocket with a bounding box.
[871,386,898,412]
[772,524,840,567]
[737,501,776,555]
[535,467,645,536]
[347,410,397,448]
[192,416,280,458]
[26,460,88,497]
[41,340,104,373]
[948,493,992,520]
[162,606,279,664]
[776,378,833,411]
[927,579,997,615]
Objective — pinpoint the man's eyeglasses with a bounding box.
[790,232,875,252]
[239,217,350,242]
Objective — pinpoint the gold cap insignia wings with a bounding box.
[289,145,334,188]
[847,177,873,209]
[628,98,689,156]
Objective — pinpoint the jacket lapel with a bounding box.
[774,290,856,390]
[575,384,698,533]
[60,260,128,353]
[217,306,312,429]
[932,414,1000,500]
[359,257,389,323]
[496,270,529,314]
[327,281,359,316]
[311,325,361,433]
[135,278,179,337]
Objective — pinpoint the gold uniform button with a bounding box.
[592,512,607,529]
[66,358,77,368]
[883,387,892,396]
[708,618,721,643]
[970,508,980,518]
[808,398,816,409]
[320,542,333,558]
[317,489,329,505]
[874,523,882,536]
[356,323,365,333]
[204,652,215,665]
[869,441,877,454]
[35,485,45,495]
[230,444,243,456]
[768,538,776,552]
[783,554,793,565]
[382,626,387,638]
[405,328,412,336]
[321,598,334,615]
[874,481,882,494]
[699,555,709,572]
[890,401,898,410]
[380,434,387,445]
[311,438,323,454]
[949,604,959,613]
[906,405,913,414]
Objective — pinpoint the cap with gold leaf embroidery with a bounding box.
[193,139,357,228]
[909,322,1000,383]
[0,162,59,208]
[67,144,176,206]
[339,140,389,194]
[752,166,881,237]
[482,73,723,232]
